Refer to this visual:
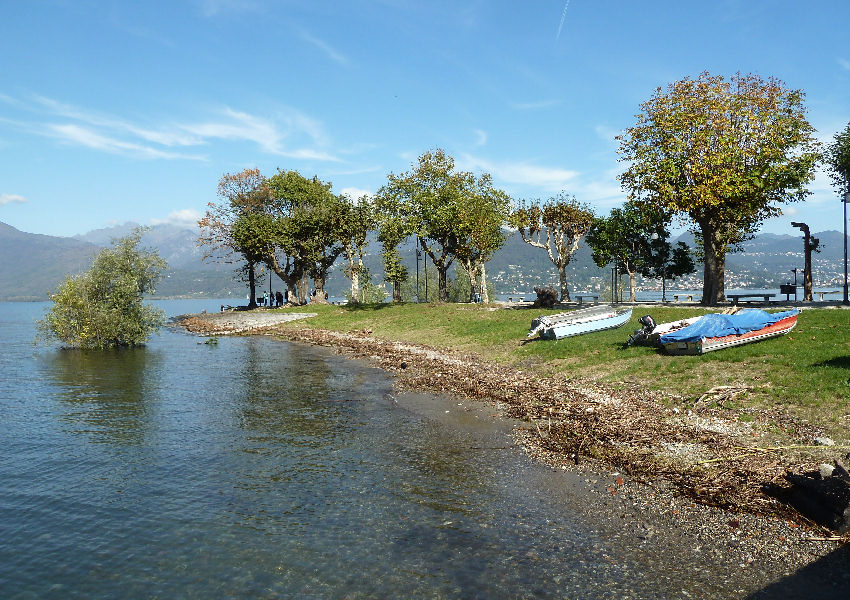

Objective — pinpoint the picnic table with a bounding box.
[727,293,776,305]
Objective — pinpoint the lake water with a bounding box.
[0,300,777,598]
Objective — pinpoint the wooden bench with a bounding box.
[727,293,776,305]
[814,290,841,301]
[574,294,599,305]
[673,294,696,302]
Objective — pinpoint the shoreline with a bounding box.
[178,309,849,595]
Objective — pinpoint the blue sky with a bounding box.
[1,0,849,238]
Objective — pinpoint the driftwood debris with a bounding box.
[767,459,850,533]
[532,286,558,308]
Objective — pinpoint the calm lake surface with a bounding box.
[1,300,760,598]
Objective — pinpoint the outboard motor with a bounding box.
[627,315,657,346]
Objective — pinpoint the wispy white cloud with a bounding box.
[339,187,372,200]
[45,123,204,160]
[458,153,578,192]
[3,94,340,162]
[511,99,560,111]
[150,208,203,228]
[839,58,850,71]
[0,193,28,205]
[474,129,487,147]
[300,31,349,65]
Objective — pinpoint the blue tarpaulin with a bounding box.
[659,309,799,343]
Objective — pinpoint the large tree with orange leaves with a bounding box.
[618,72,820,305]
[198,168,272,308]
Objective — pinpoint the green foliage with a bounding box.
[376,149,509,302]
[344,268,387,304]
[38,228,167,349]
[825,122,850,194]
[617,72,820,305]
[510,193,595,301]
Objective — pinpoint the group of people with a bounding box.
[257,290,286,307]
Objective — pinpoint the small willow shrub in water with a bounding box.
[37,228,167,349]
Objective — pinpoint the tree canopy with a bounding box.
[376,149,508,302]
[826,122,850,194]
[617,72,820,305]
[38,228,167,349]
[509,193,595,302]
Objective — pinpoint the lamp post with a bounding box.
[844,185,849,305]
[415,244,422,303]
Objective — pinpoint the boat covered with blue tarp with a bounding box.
[658,308,799,355]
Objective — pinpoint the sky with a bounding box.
[1,0,849,238]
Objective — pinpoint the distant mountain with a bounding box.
[0,222,99,301]
[1,220,846,301]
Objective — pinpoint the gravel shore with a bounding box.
[177,308,850,598]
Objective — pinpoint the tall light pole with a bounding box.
[843,182,850,304]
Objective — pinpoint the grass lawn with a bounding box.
[273,302,850,431]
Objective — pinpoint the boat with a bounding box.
[632,308,800,355]
[527,304,633,340]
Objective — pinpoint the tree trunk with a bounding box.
[437,265,449,302]
[480,263,489,303]
[393,280,402,302]
[298,272,310,305]
[312,271,329,304]
[349,257,362,303]
[462,259,478,303]
[558,266,571,302]
[700,224,726,306]
[628,269,636,302]
[247,261,258,309]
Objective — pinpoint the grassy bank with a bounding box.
[270,302,850,433]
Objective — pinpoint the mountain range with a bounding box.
[0,220,846,301]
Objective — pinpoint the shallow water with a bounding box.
[0,300,769,598]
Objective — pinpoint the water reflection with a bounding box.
[40,347,162,446]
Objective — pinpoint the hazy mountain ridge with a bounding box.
[1,221,846,301]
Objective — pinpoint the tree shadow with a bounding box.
[746,543,850,599]
[813,356,850,370]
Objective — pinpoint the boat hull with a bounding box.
[531,306,633,340]
[661,314,798,355]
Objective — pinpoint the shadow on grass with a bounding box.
[812,356,850,370]
[339,301,403,312]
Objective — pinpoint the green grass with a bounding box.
[273,302,850,427]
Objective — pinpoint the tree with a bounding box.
[453,175,510,303]
[338,194,376,303]
[38,228,167,349]
[373,190,409,302]
[618,72,820,305]
[266,169,346,304]
[586,202,657,302]
[198,168,272,308]
[586,202,695,302]
[825,122,850,192]
[643,235,696,302]
[376,149,503,302]
[509,193,595,302]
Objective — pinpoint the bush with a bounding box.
[37,228,167,349]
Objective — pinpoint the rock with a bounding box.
[820,463,835,478]
[814,437,835,446]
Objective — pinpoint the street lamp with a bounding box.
[415,245,422,303]
[844,188,849,304]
